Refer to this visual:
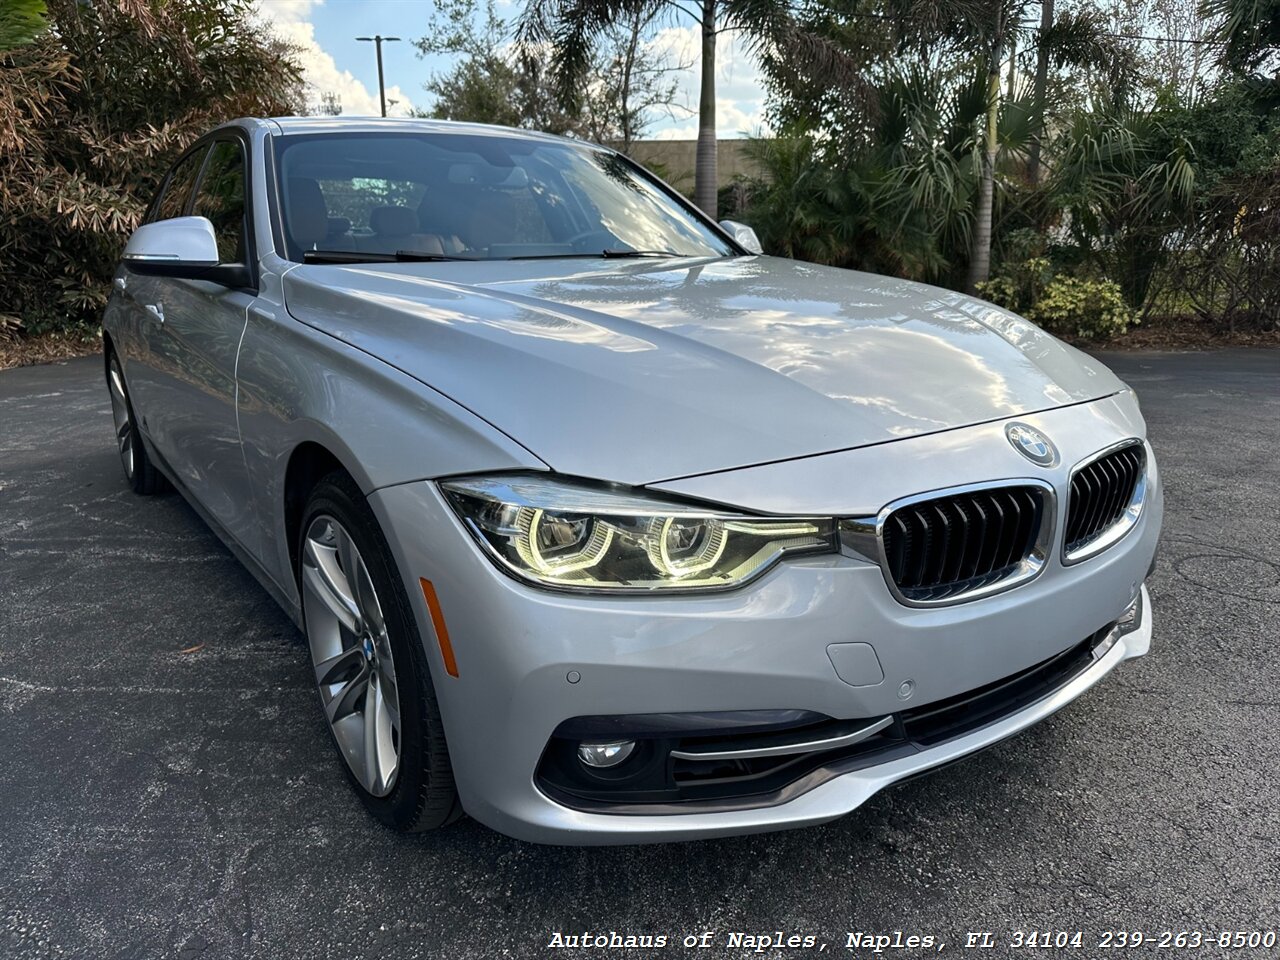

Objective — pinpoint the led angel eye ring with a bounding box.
[645,517,727,578]
[515,507,613,575]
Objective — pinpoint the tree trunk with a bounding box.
[1006,29,1017,103]
[620,10,639,152]
[694,0,718,216]
[967,18,1005,294]
[1027,0,1053,187]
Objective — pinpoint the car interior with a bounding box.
[273,132,732,263]
[277,135,614,260]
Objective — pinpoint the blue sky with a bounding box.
[253,0,769,138]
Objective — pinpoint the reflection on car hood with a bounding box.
[282,256,1124,485]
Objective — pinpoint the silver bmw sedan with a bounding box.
[102,117,1161,844]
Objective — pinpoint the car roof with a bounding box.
[214,115,600,150]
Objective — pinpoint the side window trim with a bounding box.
[185,139,220,218]
[610,149,748,255]
[145,141,210,225]
[263,134,288,260]
[187,133,258,291]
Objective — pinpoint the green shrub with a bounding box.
[0,0,302,336]
[1027,277,1137,340]
[975,276,1020,310]
[975,254,1052,315]
[978,239,1136,341]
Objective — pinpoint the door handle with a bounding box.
[145,303,165,325]
[113,276,127,293]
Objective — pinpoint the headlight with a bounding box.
[440,475,837,593]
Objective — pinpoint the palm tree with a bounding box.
[751,0,1027,289]
[1203,0,1280,73]
[521,0,857,215]
[1048,98,1195,312]
[1027,0,1053,186]
[947,1,1126,291]
[965,1,1015,292]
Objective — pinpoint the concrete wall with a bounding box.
[615,140,766,191]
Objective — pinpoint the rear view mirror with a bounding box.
[446,163,529,187]
[122,216,250,287]
[718,219,763,255]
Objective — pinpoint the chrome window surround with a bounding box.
[840,478,1058,608]
[1061,438,1148,566]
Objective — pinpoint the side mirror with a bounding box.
[122,216,250,287]
[718,219,763,255]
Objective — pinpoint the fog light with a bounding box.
[577,740,636,768]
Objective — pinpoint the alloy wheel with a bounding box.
[107,356,134,480]
[301,515,402,797]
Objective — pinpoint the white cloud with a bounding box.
[651,98,766,140]
[646,26,770,139]
[249,1,767,134]
[254,0,415,117]
[652,121,698,141]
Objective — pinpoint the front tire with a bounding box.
[106,351,166,495]
[298,471,462,831]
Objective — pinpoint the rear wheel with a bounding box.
[106,351,166,495]
[298,471,462,831]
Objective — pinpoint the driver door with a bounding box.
[136,136,261,558]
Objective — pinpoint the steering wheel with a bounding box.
[565,230,619,253]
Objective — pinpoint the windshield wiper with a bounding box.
[394,249,480,261]
[303,249,479,264]
[304,250,395,264]
[305,248,681,264]
[600,248,680,258]
[505,249,682,261]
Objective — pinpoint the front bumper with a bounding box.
[368,426,1161,844]
[527,597,1151,841]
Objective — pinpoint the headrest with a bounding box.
[325,217,351,237]
[370,205,419,237]
[286,178,328,247]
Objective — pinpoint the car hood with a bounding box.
[282,256,1124,485]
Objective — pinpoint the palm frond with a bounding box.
[1202,0,1280,72]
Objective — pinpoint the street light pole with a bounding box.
[355,35,401,117]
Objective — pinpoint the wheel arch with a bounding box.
[102,329,120,379]
[283,438,362,588]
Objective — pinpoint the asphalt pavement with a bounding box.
[1,349,1278,960]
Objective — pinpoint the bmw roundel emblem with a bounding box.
[1005,422,1058,467]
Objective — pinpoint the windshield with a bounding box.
[272,132,736,263]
